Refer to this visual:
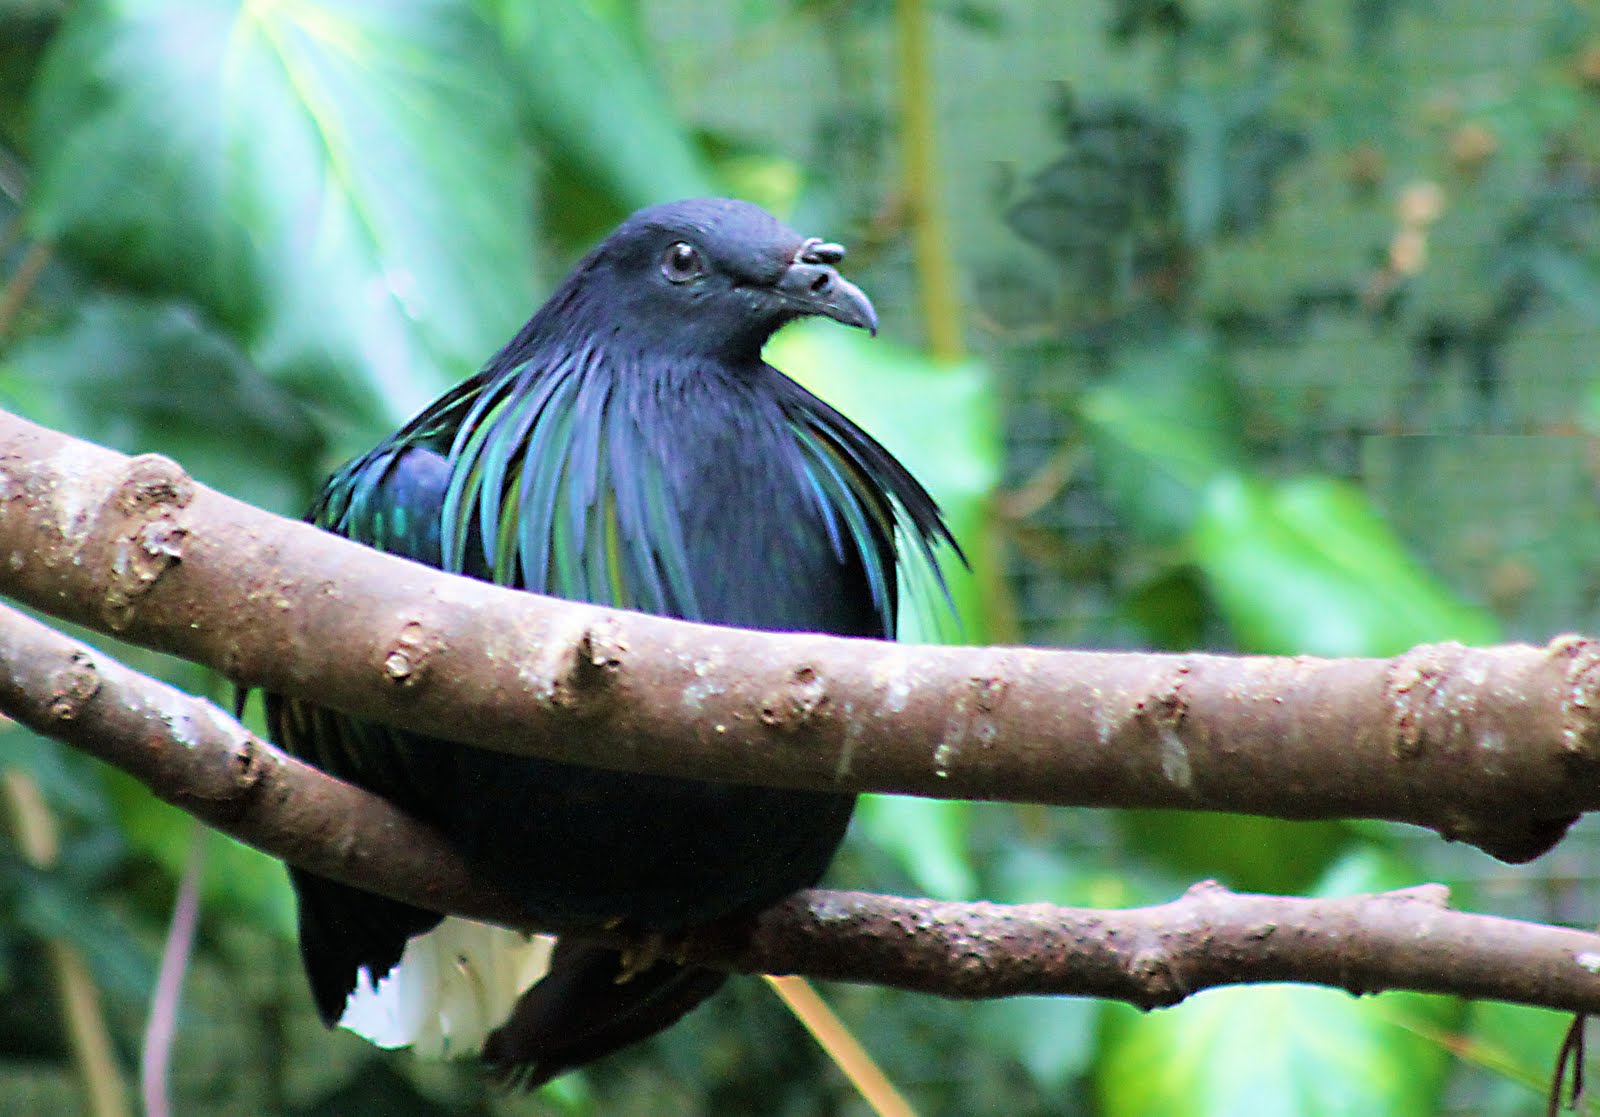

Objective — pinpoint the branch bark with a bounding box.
[2,408,1597,863]
[8,596,1600,1015]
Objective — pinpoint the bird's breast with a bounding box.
[628,372,881,638]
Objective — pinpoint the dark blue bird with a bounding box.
[263,197,957,1084]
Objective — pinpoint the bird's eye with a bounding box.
[660,242,704,284]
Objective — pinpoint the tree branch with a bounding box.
[2,408,1597,863]
[8,596,1600,1014]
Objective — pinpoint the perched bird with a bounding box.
[262,197,957,1085]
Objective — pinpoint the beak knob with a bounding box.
[776,240,878,335]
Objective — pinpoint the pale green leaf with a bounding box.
[1098,849,1458,1117]
[1193,474,1500,656]
[483,0,712,213]
[29,0,538,439]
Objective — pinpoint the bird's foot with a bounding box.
[615,932,668,984]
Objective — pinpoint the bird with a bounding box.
[260,197,958,1085]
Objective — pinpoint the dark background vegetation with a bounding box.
[2,0,1599,1113]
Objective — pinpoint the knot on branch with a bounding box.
[1548,634,1600,759]
[1128,949,1188,1009]
[103,454,193,631]
[1386,642,1469,759]
[525,616,626,709]
[1380,643,1584,862]
[1470,815,1581,864]
[47,650,100,720]
[577,619,627,676]
[760,665,830,730]
[180,722,270,820]
[382,620,437,687]
[115,455,193,516]
[1382,883,1451,908]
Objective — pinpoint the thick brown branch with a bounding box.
[1,407,1597,862]
[8,598,1600,1014]
[0,600,513,925]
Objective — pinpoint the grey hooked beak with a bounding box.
[774,237,878,336]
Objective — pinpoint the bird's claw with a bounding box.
[615,933,667,984]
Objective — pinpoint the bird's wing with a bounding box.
[266,440,473,1025]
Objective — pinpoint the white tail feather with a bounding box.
[338,918,555,1058]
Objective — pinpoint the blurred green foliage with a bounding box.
[2,0,1599,1114]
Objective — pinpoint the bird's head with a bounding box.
[551,198,877,364]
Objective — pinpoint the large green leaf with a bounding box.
[1117,811,1354,896]
[13,869,155,999]
[1096,849,1459,1117]
[0,292,322,514]
[856,796,978,902]
[1080,332,1247,543]
[1456,1001,1594,1115]
[1527,245,1600,325]
[103,769,296,939]
[767,322,1003,643]
[28,0,538,440]
[482,0,712,214]
[1099,984,1451,1117]
[1192,474,1500,656]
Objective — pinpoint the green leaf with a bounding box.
[28,0,538,439]
[767,322,1003,642]
[1097,849,1458,1117]
[1121,565,1212,649]
[1456,1001,1590,1113]
[0,292,322,513]
[980,995,1101,1089]
[14,870,154,998]
[103,769,296,939]
[991,841,1148,908]
[1080,333,1246,542]
[1118,812,1353,896]
[1192,474,1500,656]
[1526,245,1600,324]
[0,725,117,831]
[482,0,712,213]
[1098,985,1452,1117]
[857,796,977,901]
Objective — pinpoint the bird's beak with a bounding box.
[774,260,879,336]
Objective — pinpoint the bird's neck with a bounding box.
[488,327,771,400]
